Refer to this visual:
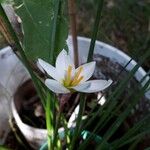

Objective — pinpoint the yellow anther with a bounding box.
[63,66,84,87]
[72,76,84,86]
[77,76,84,83]
[71,67,83,86]
[67,65,72,81]
[64,65,72,86]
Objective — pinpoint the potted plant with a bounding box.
[0,0,150,150]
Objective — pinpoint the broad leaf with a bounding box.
[13,0,68,62]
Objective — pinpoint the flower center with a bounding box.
[63,65,84,87]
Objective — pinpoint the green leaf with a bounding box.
[13,0,68,62]
[0,4,46,107]
[0,146,11,150]
[87,0,104,62]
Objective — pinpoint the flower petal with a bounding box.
[72,82,91,91]
[76,61,96,83]
[45,79,70,93]
[38,59,61,81]
[75,79,112,93]
[36,60,45,73]
[56,50,75,78]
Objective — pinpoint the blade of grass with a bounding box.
[83,50,150,135]
[111,114,150,148]
[86,47,150,129]
[87,0,104,62]
[80,63,150,149]
[61,114,71,148]
[53,101,62,148]
[83,34,150,137]
[79,73,149,149]
[128,138,141,150]
[0,146,11,150]
[79,73,149,150]
[117,129,150,148]
[93,72,150,135]
[46,92,53,150]
[70,94,86,150]
[97,78,150,149]
[80,58,136,135]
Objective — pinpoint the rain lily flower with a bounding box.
[38,50,112,93]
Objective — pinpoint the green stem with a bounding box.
[46,92,53,150]
[53,100,61,148]
[87,0,104,62]
[70,94,85,150]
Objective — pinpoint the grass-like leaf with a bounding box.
[87,0,104,62]
[96,79,150,149]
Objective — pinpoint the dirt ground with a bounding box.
[76,0,150,69]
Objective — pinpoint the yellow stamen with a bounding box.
[67,65,72,81]
[71,67,83,86]
[64,65,72,86]
[72,76,84,86]
[63,66,84,88]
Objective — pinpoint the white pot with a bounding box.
[0,47,29,144]
[11,98,47,149]
[11,36,150,149]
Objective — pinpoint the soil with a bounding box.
[4,54,150,150]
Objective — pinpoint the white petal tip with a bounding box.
[108,79,113,85]
[91,61,96,68]
[90,61,96,67]
[38,58,42,62]
[36,61,45,73]
[60,49,67,55]
[92,61,96,64]
[38,58,45,66]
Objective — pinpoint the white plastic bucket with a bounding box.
[0,47,29,144]
[10,36,150,149]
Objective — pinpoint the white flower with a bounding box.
[38,50,112,93]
